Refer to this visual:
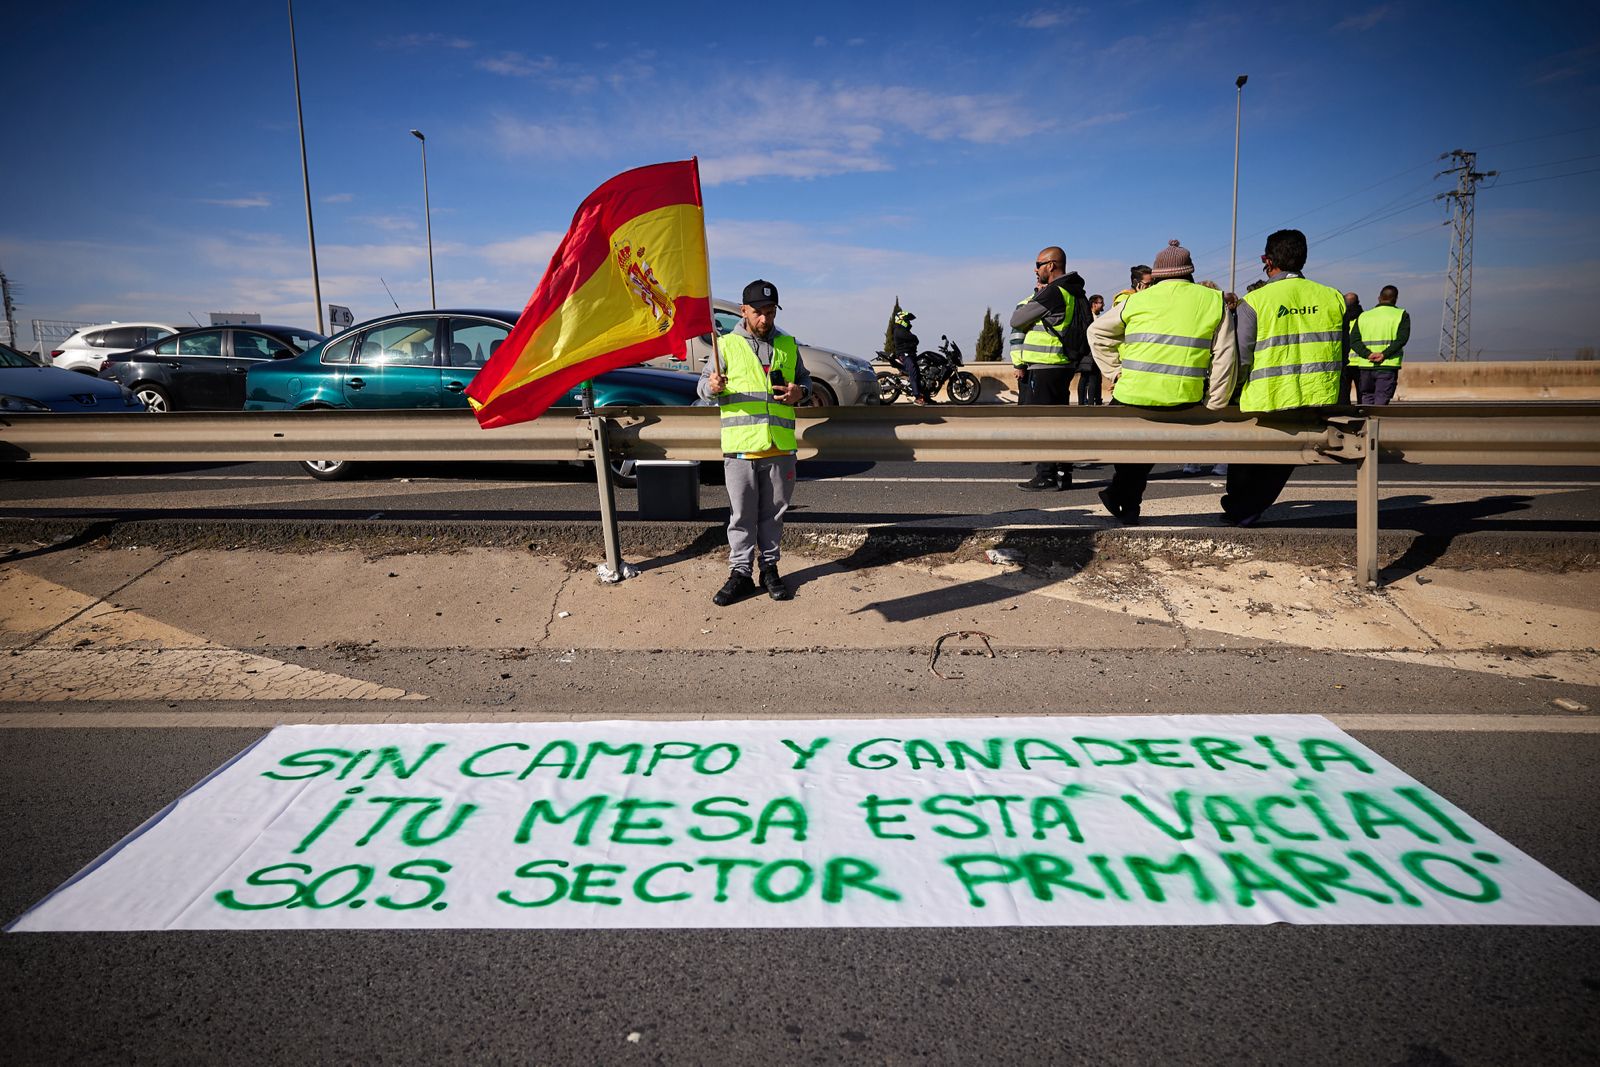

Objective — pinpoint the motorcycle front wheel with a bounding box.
[876,371,904,404]
[946,371,982,405]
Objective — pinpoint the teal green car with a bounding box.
[245,308,702,480]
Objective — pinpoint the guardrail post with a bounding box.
[1356,416,1380,589]
[589,414,625,580]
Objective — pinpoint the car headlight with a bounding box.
[0,394,51,412]
[835,356,875,375]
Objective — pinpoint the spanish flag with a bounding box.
[467,159,712,428]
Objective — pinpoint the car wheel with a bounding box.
[804,381,838,408]
[876,372,903,404]
[134,384,171,413]
[301,459,356,481]
[947,371,982,405]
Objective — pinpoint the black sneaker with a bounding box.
[759,567,792,601]
[1098,489,1141,526]
[712,572,756,606]
[1016,474,1058,492]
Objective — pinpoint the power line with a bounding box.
[1474,122,1600,152]
[1317,220,1449,270]
[1192,156,1440,261]
[1316,187,1441,243]
[1493,151,1600,174]
[1485,165,1600,190]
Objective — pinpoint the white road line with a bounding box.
[799,477,1600,488]
[2,710,1595,731]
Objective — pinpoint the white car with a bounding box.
[646,299,879,406]
[51,321,179,375]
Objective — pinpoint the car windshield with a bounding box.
[283,332,325,352]
[0,346,37,368]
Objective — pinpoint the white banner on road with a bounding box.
[11,716,1600,931]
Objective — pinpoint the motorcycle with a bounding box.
[873,335,981,405]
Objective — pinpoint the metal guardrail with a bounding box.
[0,405,1360,464]
[2,403,1598,588]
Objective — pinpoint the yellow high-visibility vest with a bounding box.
[1240,276,1345,412]
[1113,280,1223,407]
[1349,305,1406,368]
[717,332,798,454]
[1013,282,1075,367]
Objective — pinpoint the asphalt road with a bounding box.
[3,724,1597,1064]
[5,460,1600,537]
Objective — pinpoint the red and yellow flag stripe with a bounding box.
[467,159,712,428]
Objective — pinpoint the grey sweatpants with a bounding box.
[725,453,796,574]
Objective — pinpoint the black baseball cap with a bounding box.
[741,279,781,309]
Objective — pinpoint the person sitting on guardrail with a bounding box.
[1088,239,1237,525]
[700,279,813,606]
[1221,229,1347,527]
[1348,285,1409,406]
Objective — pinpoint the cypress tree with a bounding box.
[976,308,1003,362]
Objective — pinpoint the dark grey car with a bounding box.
[99,325,325,412]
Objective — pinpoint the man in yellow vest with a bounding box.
[699,279,813,605]
[1348,285,1410,405]
[1087,239,1237,525]
[1111,264,1152,308]
[1010,245,1091,491]
[1221,229,1347,526]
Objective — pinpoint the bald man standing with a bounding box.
[1010,245,1091,492]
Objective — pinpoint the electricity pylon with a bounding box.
[1435,149,1496,361]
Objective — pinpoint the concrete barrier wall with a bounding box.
[911,360,1600,404]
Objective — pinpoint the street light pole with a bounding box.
[410,129,435,309]
[288,0,324,334]
[1229,74,1248,298]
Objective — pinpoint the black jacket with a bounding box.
[1022,272,1092,367]
[892,321,919,357]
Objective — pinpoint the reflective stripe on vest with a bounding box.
[1008,297,1028,366]
[1017,283,1074,366]
[1349,304,1406,368]
[718,332,799,454]
[1111,281,1223,407]
[1240,276,1345,412]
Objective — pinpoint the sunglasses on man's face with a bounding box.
[1035,260,1060,269]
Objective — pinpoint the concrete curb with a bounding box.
[2,515,1595,571]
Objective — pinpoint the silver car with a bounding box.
[646,299,879,406]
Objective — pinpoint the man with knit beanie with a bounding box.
[1087,238,1237,525]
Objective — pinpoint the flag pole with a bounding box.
[693,156,721,378]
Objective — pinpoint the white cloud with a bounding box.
[813,35,828,46]
[1335,6,1393,32]
[381,33,473,50]
[701,150,892,185]
[477,51,558,77]
[322,193,355,204]
[481,232,564,269]
[1015,7,1086,29]
[200,196,270,209]
[489,74,1052,184]
[490,113,612,159]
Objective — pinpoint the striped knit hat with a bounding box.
[1150,238,1195,279]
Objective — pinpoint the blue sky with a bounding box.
[4,0,1598,360]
